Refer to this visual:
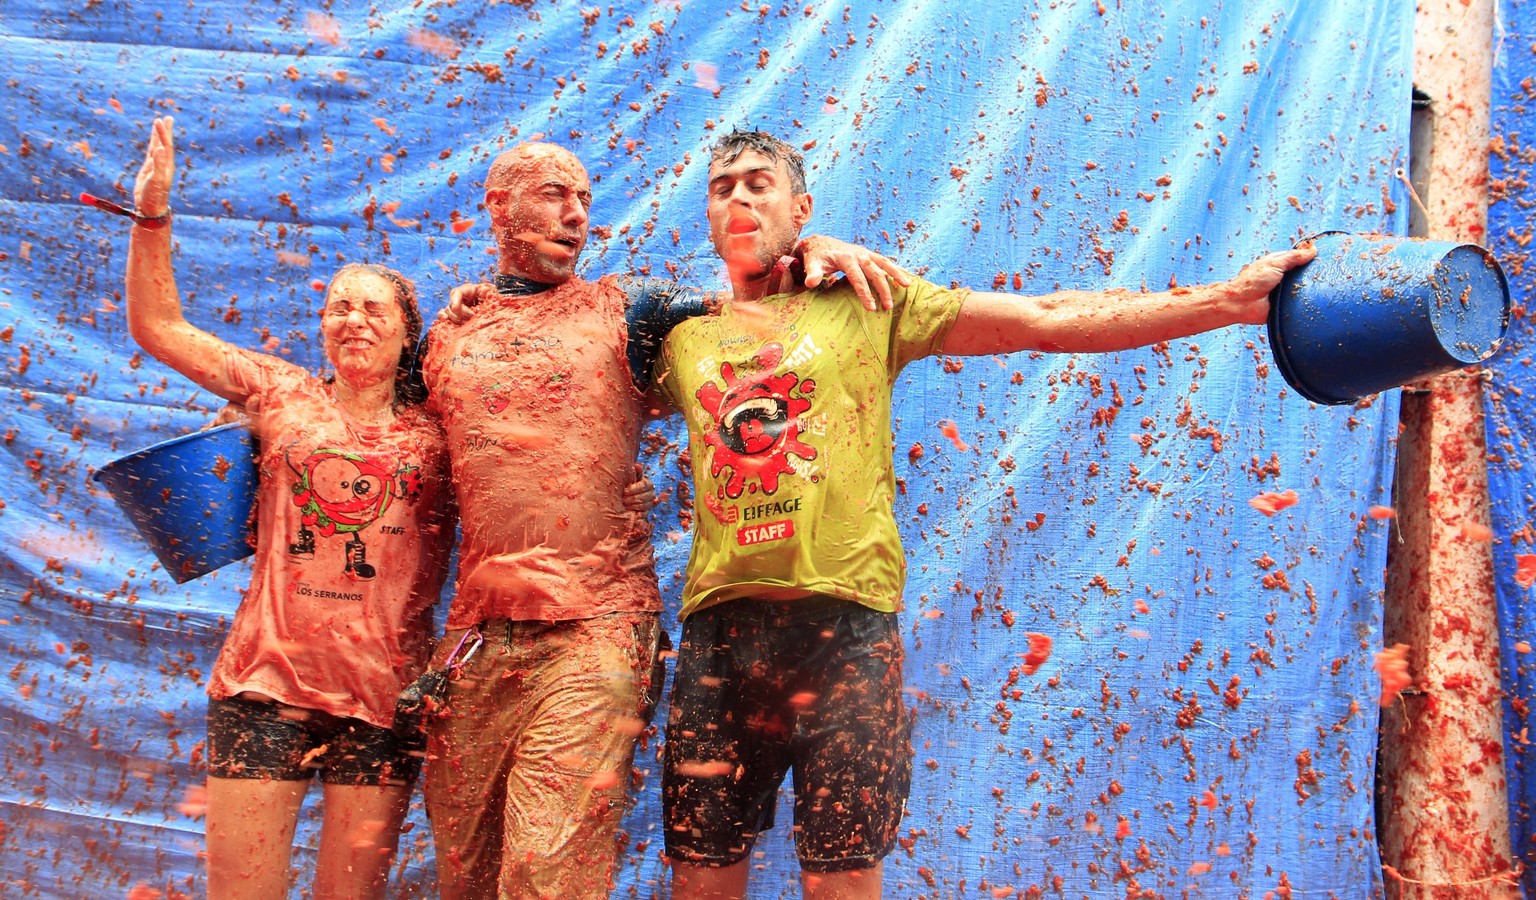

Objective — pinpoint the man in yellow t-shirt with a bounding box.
[658,273,964,619]
[654,130,1315,899]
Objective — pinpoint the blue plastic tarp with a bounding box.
[1487,0,1536,894]
[0,1,1411,896]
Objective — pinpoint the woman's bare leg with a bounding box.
[205,775,307,900]
[312,782,412,900]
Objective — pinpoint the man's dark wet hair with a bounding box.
[709,130,808,195]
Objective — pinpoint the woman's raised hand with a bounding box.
[133,116,175,218]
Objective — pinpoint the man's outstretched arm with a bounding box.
[440,234,910,323]
[940,246,1315,357]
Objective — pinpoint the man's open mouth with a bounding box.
[727,218,758,235]
[516,231,583,252]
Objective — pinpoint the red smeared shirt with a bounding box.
[207,349,455,728]
[423,275,660,627]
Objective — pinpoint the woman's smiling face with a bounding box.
[320,268,407,391]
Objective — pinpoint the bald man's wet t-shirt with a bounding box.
[206,349,454,729]
[656,277,967,619]
[423,275,661,626]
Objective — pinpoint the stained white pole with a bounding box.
[1376,0,1516,896]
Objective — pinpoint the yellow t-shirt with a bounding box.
[656,277,968,619]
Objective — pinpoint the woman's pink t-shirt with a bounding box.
[206,349,455,728]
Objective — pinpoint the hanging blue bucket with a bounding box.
[1267,231,1509,405]
[93,423,258,583]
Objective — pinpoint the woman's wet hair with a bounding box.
[709,130,808,195]
[327,263,427,408]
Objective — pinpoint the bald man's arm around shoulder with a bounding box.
[939,246,1315,357]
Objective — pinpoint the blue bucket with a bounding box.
[1267,232,1509,405]
[92,423,258,583]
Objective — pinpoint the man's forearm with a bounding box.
[939,246,1313,357]
[949,284,1254,356]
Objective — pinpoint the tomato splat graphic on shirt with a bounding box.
[696,342,817,499]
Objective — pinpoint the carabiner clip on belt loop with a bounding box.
[445,625,484,677]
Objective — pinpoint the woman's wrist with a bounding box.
[131,209,172,229]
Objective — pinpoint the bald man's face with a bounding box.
[486,146,593,284]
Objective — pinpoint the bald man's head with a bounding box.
[485,142,593,283]
[486,143,587,194]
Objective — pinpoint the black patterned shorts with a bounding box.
[663,597,913,873]
[206,693,423,786]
